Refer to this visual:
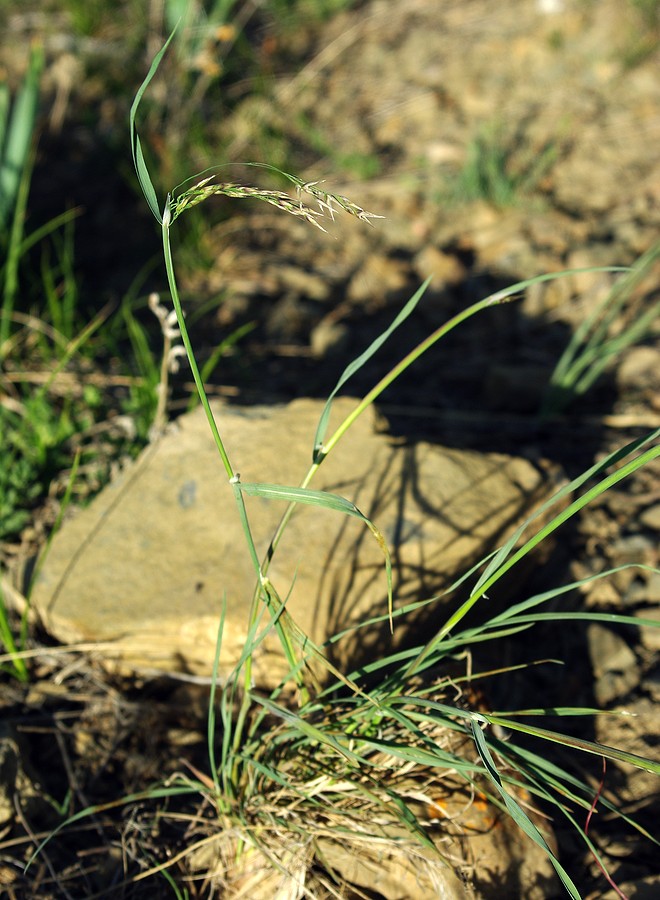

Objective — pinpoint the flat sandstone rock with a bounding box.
[31,398,557,686]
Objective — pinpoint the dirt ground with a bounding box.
[1,1,659,897]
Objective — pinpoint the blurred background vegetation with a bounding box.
[0,0,365,547]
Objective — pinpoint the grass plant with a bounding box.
[450,120,558,208]
[621,0,660,66]
[13,25,659,899]
[543,239,660,415]
[46,30,655,897]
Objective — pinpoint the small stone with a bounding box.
[310,318,350,358]
[609,534,654,568]
[599,874,660,900]
[644,667,660,700]
[589,625,638,676]
[0,724,48,827]
[566,248,616,298]
[414,246,466,286]
[264,293,317,341]
[346,255,411,307]
[635,606,660,652]
[584,579,620,608]
[587,624,639,706]
[617,346,660,392]
[640,504,660,533]
[622,569,660,606]
[276,266,330,302]
[525,214,571,254]
[592,697,659,843]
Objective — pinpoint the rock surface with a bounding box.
[31,398,556,686]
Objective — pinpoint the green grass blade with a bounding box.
[486,564,658,627]
[240,481,377,516]
[479,715,660,775]
[572,297,660,397]
[319,268,625,466]
[16,207,82,257]
[494,609,660,630]
[186,321,256,411]
[239,479,393,629]
[1,143,35,352]
[405,429,659,679]
[312,277,431,458]
[207,594,227,796]
[26,784,198,871]
[471,721,581,899]
[129,28,178,222]
[0,43,43,228]
[449,430,658,637]
[0,581,28,681]
[0,82,8,156]
[477,430,660,594]
[503,739,660,843]
[250,694,362,766]
[544,246,658,413]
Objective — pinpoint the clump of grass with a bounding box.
[543,240,660,415]
[449,120,558,208]
[25,28,660,898]
[621,0,660,66]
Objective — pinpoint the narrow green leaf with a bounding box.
[240,480,394,629]
[471,721,581,899]
[135,135,162,222]
[504,740,660,845]
[485,564,658,628]
[0,83,9,159]
[494,610,660,631]
[240,481,366,515]
[27,784,198,870]
[480,716,660,775]
[250,694,361,766]
[313,277,431,457]
[129,27,178,222]
[0,43,43,227]
[207,594,227,795]
[428,428,660,653]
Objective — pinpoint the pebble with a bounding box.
[623,570,660,606]
[587,624,639,705]
[600,874,660,900]
[414,246,466,286]
[635,606,660,652]
[310,318,350,358]
[617,347,660,391]
[0,724,48,826]
[610,534,655,567]
[346,254,411,307]
[640,503,660,532]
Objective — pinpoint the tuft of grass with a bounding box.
[449,120,558,208]
[542,240,660,415]
[21,25,660,898]
[621,0,660,66]
[69,30,659,897]
[295,110,382,179]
